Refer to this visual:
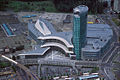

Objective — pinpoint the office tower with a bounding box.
[73,5,88,60]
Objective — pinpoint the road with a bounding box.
[98,13,120,80]
[16,71,24,80]
[0,54,39,80]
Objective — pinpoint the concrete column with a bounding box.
[38,64,41,78]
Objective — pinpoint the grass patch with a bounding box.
[112,68,119,71]
[81,66,94,68]
[113,61,120,64]
[0,62,11,68]
[7,1,57,12]
[113,61,118,64]
[11,66,16,73]
[90,67,99,73]
[113,70,120,80]
[112,18,120,26]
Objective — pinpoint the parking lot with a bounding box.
[8,23,28,35]
[0,35,31,49]
[41,65,74,77]
[0,14,19,24]
[17,12,99,32]
[0,12,31,50]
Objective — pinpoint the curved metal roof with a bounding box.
[73,5,88,14]
[38,33,73,48]
[41,42,74,54]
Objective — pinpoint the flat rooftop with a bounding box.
[83,24,113,52]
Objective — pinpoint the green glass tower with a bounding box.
[73,5,88,60]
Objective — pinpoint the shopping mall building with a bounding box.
[19,5,113,61]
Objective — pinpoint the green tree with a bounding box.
[12,55,16,60]
[0,0,10,10]
[118,14,120,19]
[52,0,106,14]
[53,0,77,12]
[91,67,99,73]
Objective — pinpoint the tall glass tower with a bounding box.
[73,5,88,60]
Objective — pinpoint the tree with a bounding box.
[118,14,120,19]
[53,0,105,14]
[12,55,16,60]
[91,67,99,73]
[53,0,77,12]
[0,0,10,10]
[97,2,104,14]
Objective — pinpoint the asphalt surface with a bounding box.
[0,54,39,80]
[98,13,120,80]
[40,65,73,77]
